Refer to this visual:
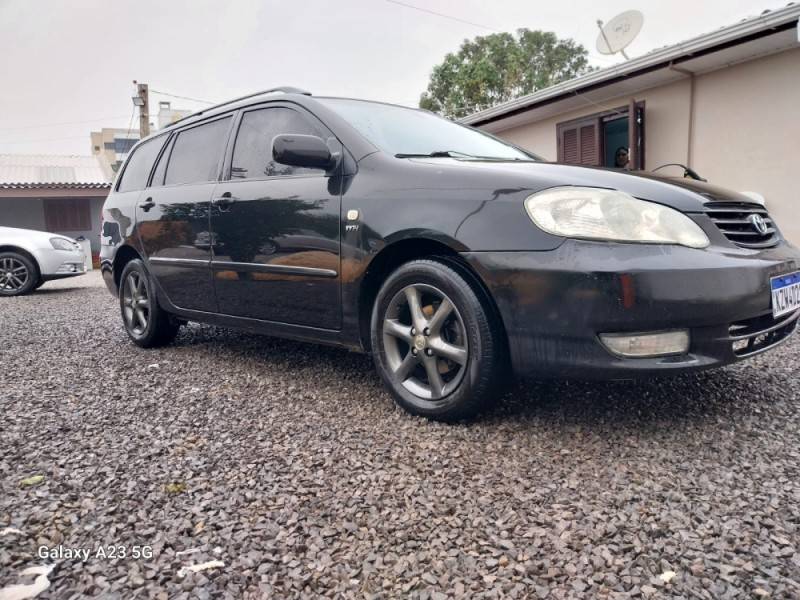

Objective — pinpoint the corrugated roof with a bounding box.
[462,3,800,126]
[0,154,111,189]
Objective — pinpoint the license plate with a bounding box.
[771,271,800,318]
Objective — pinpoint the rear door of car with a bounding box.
[209,103,342,329]
[107,134,167,247]
[137,114,234,312]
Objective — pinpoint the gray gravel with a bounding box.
[1,271,799,599]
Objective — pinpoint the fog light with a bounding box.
[600,330,690,358]
[732,339,749,353]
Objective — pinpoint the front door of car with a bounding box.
[136,115,233,313]
[209,105,342,329]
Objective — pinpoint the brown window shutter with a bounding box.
[557,117,601,166]
[44,198,90,232]
[579,124,598,165]
[44,199,57,231]
[561,128,578,163]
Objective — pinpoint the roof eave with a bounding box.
[461,4,800,126]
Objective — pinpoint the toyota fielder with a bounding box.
[100,88,800,420]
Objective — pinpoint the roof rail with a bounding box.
[168,86,312,127]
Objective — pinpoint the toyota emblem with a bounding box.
[749,213,769,235]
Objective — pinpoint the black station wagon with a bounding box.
[101,86,800,420]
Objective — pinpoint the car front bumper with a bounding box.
[35,248,86,279]
[463,240,800,379]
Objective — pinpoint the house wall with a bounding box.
[690,48,800,245]
[0,197,45,230]
[0,196,106,252]
[490,48,800,245]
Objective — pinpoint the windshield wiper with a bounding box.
[395,151,534,162]
[474,155,534,162]
[394,150,475,159]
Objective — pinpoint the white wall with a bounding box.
[691,48,800,245]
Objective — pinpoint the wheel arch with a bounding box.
[0,245,41,280]
[112,244,143,292]
[357,237,508,356]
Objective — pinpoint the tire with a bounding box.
[0,252,39,296]
[370,259,505,421]
[119,259,179,348]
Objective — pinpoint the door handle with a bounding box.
[212,193,237,208]
[139,197,155,211]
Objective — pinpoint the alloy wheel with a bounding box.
[382,283,468,402]
[122,271,150,336]
[0,257,29,292]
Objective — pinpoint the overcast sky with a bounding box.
[0,0,785,155]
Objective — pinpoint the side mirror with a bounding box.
[272,134,337,171]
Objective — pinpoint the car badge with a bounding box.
[749,214,769,235]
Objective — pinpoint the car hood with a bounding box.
[407,158,758,212]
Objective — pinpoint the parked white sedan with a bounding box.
[0,226,85,296]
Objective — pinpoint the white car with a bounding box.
[0,226,86,296]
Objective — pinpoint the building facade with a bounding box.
[464,5,800,244]
[156,101,191,130]
[90,128,139,179]
[0,154,110,253]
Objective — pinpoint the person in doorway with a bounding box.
[614,146,629,169]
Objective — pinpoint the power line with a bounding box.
[0,135,94,146]
[0,115,131,132]
[124,104,137,143]
[2,109,139,147]
[384,0,499,32]
[2,111,138,146]
[384,0,620,66]
[150,89,215,104]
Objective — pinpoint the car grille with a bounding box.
[704,202,778,249]
[729,309,799,357]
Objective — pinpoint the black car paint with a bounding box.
[101,92,800,376]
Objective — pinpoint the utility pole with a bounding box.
[133,80,150,138]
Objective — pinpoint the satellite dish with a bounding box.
[596,10,644,60]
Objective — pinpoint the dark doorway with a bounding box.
[603,117,628,168]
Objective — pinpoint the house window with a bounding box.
[114,138,137,154]
[557,101,645,169]
[43,198,91,232]
[558,117,600,166]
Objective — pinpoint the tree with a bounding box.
[420,29,594,119]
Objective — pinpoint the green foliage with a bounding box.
[420,29,594,119]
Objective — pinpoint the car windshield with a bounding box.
[317,98,538,161]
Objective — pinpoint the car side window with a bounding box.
[116,135,165,193]
[231,107,325,179]
[164,117,232,186]
[149,135,175,188]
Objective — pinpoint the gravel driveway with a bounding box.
[1,272,799,599]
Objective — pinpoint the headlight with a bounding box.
[50,237,76,251]
[524,187,710,249]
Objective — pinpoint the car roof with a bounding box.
[157,89,431,135]
[136,87,385,162]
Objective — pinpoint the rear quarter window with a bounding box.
[116,135,166,193]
